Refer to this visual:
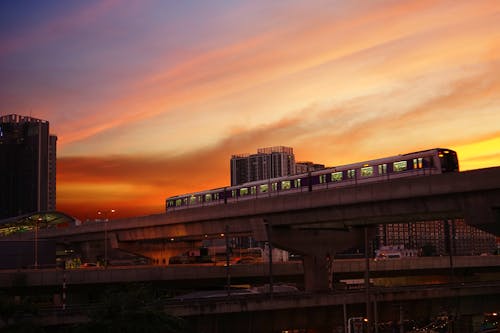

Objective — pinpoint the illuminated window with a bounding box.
[232,190,236,198]
[378,164,387,175]
[190,196,196,204]
[250,186,257,195]
[347,169,356,179]
[205,194,212,202]
[393,161,407,172]
[198,195,203,203]
[413,158,423,169]
[331,172,343,182]
[294,178,301,188]
[271,183,278,191]
[214,193,219,200]
[240,188,249,196]
[319,174,327,183]
[260,184,269,193]
[361,166,373,177]
[281,180,291,190]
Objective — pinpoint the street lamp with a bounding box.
[34,217,42,269]
[98,209,116,268]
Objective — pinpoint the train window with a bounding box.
[183,198,188,205]
[250,186,257,195]
[232,190,237,198]
[175,199,182,207]
[240,188,249,196]
[413,158,423,169]
[331,172,343,182]
[378,164,387,175]
[190,196,196,205]
[260,184,269,193]
[347,169,356,179]
[205,194,212,202]
[319,174,327,183]
[214,193,219,200]
[361,166,373,177]
[393,161,407,172]
[294,178,301,188]
[271,182,278,191]
[198,195,203,203]
[281,180,291,190]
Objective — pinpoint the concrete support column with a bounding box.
[256,221,375,292]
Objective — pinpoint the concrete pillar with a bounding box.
[265,224,375,292]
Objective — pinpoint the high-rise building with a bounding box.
[0,114,57,218]
[230,146,296,186]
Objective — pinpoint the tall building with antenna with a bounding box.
[0,114,57,218]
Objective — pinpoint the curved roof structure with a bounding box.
[0,211,77,236]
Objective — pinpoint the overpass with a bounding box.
[6,167,500,291]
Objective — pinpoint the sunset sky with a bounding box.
[1,0,499,220]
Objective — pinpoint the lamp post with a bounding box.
[98,209,115,268]
[34,217,42,269]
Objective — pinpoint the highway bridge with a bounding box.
[4,167,500,291]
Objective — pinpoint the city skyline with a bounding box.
[1,0,499,220]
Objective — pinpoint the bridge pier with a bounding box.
[263,222,375,292]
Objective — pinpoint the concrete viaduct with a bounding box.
[13,166,500,291]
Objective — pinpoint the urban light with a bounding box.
[98,209,116,268]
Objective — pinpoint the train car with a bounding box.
[166,148,458,212]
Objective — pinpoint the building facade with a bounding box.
[0,114,57,218]
[377,219,497,256]
[295,161,325,174]
[230,146,296,186]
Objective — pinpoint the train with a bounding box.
[166,148,459,211]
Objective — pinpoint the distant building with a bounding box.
[230,146,296,186]
[295,161,325,174]
[377,219,497,256]
[0,114,57,218]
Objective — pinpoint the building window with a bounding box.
[347,169,356,179]
[393,161,407,172]
[378,164,387,175]
[281,180,291,190]
[331,172,343,182]
[319,174,327,183]
[361,166,373,177]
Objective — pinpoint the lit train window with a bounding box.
[175,199,182,206]
[271,183,278,191]
[319,174,327,183]
[232,190,236,197]
[294,179,301,188]
[331,172,343,182]
[347,169,356,179]
[198,195,203,203]
[393,161,407,172]
[214,193,219,200]
[251,186,257,195]
[378,164,387,174]
[205,194,212,202]
[413,158,423,169]
[183,198,188,205]
[260,184,269,193]
[190,196,196,204]
[240,187,249,196]
[361,166,373,177]
[281,180,291,190]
